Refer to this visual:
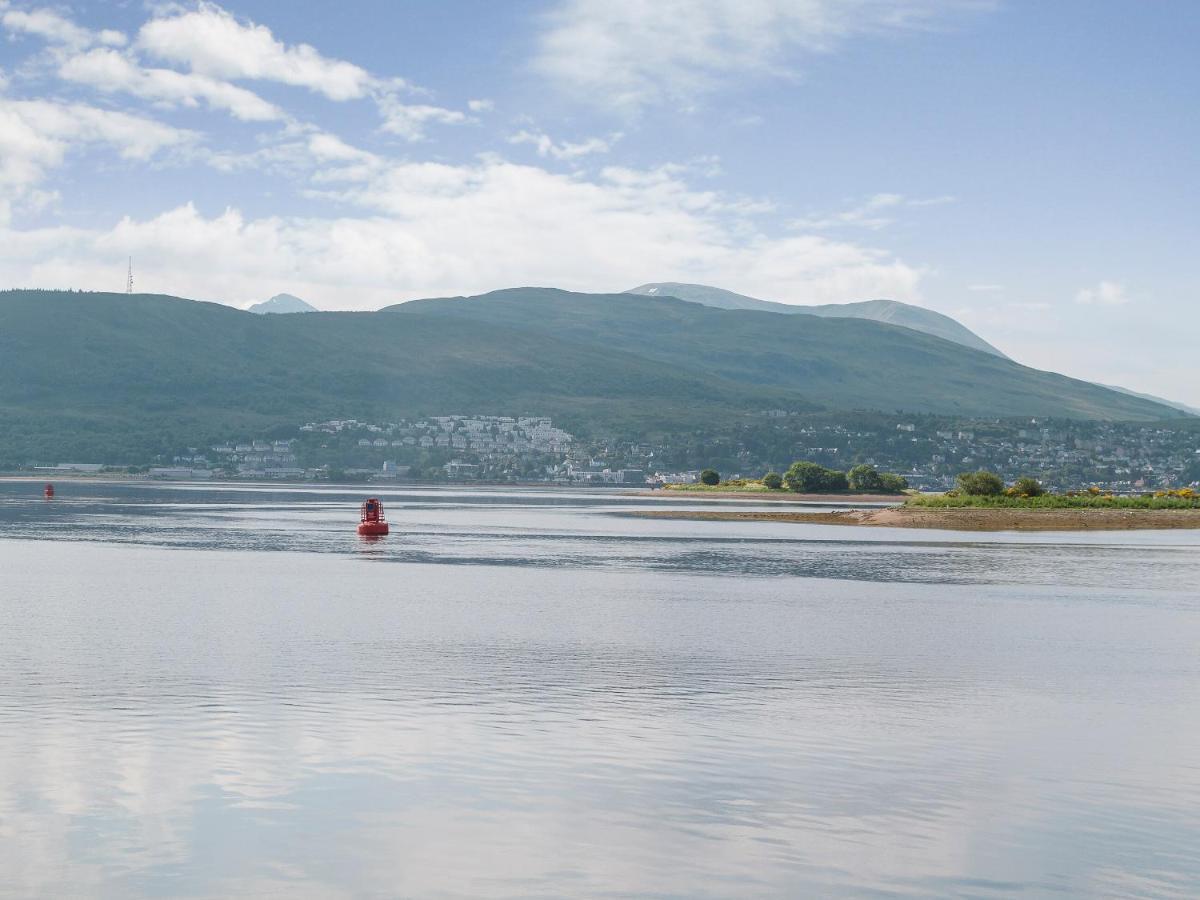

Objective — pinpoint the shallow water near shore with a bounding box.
[2,481,1199,897]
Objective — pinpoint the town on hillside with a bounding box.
[27,411,1200,491]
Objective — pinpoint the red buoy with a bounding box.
[357,497,389,536]
[44,483,55,499]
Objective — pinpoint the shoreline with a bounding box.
[630,506,1200,531]
[636,489,903,503]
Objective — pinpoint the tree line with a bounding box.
[699,461,909,494]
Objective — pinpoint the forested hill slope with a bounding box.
[0,288,1183,462]
[626,282,1008,357]
[0,289,774,461]
[390,288,1174,420]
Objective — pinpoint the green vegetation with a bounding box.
[956,470,1006,496]
[662,480,773,493]
[399,289,1178,422]
[847,463,908,493]
[911,474,1200,509]
[1010,476,1045,497]
[0,287,1185,463]
[663,461,910,494]
[780,460,907,494]
[784,461,848,493]
[908,491,1200,510]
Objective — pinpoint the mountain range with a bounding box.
[0,287,1184,463]
[626,282,1007,357]
[246,293,317,314]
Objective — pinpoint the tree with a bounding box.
[1009,476,1045,497]
[879,472,909,493]
[700,468,720,485]
[785,461,824,492]
[847,464,885,492]
[957,470,1004,496]
[824,469,849,491]
[785,460,848,493]
[762,471,783,490]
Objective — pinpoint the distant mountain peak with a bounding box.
[247,293,316,314]
[626,282,1008,359]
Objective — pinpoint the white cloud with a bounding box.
[199,129,380,185]
[306,132,376,164]
[907,194,957,207]
[377,98,468,142]
[134,3,470,138]
[536,0,993,112]
[791,192,955,230]
[8,4,469,140]
[508,130,621,160]
[58,48,283,122]
[0,157,923,307]
[1075,280,1130,306]
[0,98,196,223]
[967,283,1003,292]
[0,4,923,310]
[1,6,125,50]
[136,2,373,101]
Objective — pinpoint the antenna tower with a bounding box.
[126,257,133,294]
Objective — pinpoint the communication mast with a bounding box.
[126,257,133,294]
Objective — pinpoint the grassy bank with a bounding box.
[907,492,1200,510]
[661,482,776,493]
[661,481,904,497]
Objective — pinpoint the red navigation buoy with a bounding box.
[357,497,389,536]
[44,483,55,499]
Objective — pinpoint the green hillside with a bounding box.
[0,288,1183,463]
[0,290,799,462]
[392,288,1174,420]
[626,282,1009,357]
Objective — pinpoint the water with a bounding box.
[1,481,1198,897]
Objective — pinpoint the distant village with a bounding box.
[33,411,1200,491]
[107,415,649,486]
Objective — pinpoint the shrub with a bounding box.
[879,472,909,493]
[785,460,848,493]
[1008,476,1045,498]
[956,470,1005,496]
[906,492,1200,510]
[762,471,783,490]
[699,468,720,486]
[847,464,885,492]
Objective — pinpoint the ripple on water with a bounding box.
[0,482,1198,896]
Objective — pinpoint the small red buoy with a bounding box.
[357,497,389,536]
[44,483,55,499]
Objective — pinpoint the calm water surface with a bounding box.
[1,480,1198,898]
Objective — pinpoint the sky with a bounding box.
[0,0,1196,403]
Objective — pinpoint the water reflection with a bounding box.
[1,483,1199,896]
[3,480,1199,592]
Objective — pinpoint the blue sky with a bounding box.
[1,0,1196,402]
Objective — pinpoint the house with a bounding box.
[149,466,205,479]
